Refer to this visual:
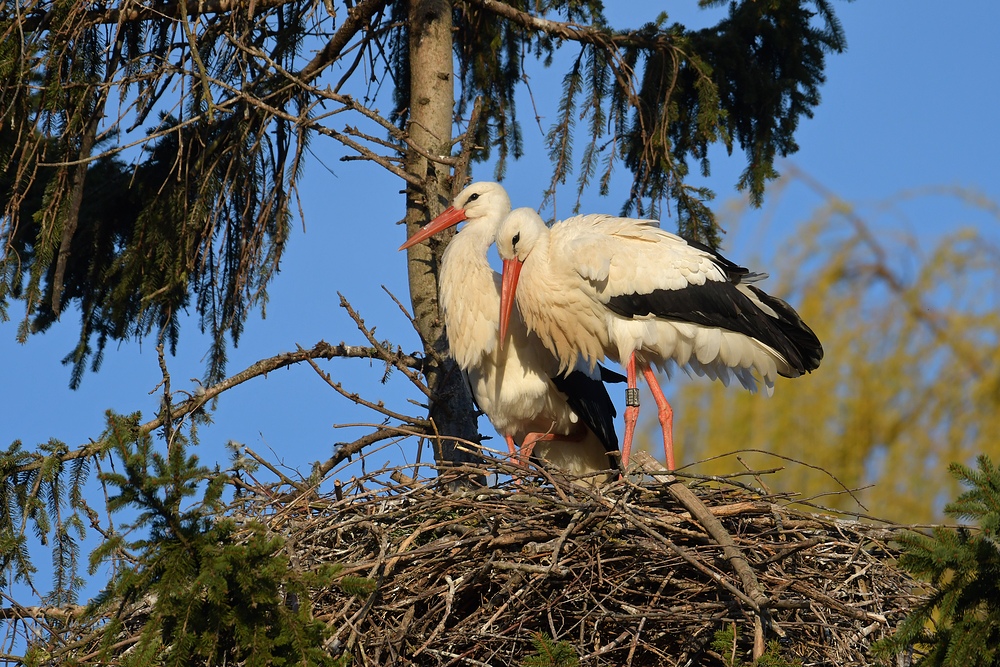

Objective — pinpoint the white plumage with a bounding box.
[400,183,620,483]
[496,207,823,470]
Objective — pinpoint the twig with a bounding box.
[303,353,428,425]
[690,448,868,511]
[411,574,460,657]
[614,500,759,611]
[339,293,433,398]
[450,97,483,200]
[7,341,412,477]
[547,510,583,575]
[0,605,86,620]
[242,445,311,495]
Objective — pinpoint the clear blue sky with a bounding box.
[3,1,999,492]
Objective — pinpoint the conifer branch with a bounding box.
[14,0,300,33]
[304,355,430,425]
[298,0,392,85]
[468,0,675,51]
[0,604,86,620]
[338,292,432,399]
[316,126,422,184]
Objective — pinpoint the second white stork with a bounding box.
[496,208,823,470]
[399,183,621,483]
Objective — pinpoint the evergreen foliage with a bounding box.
[69,411,372,667]
[438,0,845,242]
[1,0,848,387]
[711,624,801,667]
[2,2,307,386]
[521,632,580,667]
[1,409,372,665]
[0,435,98,607]
[874,455,1000,667]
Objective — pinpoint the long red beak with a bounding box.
[398,206,467,250]
[499,257,523,346]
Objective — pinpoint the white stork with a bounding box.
[496,207,823,470]
[399,183,622,483]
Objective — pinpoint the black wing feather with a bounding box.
[550,368,620,460]
[606,243,822,376]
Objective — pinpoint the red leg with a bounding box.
[642,366,675,470]
[519,428,584,466]
[505,434,527,486]
[621,352,640,471]
[520,433,542,466]
[505,435,518,459]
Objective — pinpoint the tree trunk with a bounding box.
[403,0,483,477]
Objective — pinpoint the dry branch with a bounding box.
[7,340,422,477]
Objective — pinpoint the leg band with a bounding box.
[625,387,640,407]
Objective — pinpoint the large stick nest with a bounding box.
[246,452,926,666]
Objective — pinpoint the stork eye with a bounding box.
[511,232,521,249]
[467,193,480,203]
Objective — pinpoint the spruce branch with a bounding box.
[468,0,674,51]
[874,455,1000,666]
[14,0,298,33]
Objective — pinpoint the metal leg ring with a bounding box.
[625,387,640,407]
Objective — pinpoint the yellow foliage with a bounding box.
[649,178,1000,523]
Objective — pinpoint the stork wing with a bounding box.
[556,215,727,294]
[550,366,620,459]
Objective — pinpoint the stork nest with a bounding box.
[240,452,926,666]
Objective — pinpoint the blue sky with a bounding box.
[3,1,999,496]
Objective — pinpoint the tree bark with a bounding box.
[403,0,483,477]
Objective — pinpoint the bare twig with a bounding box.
[338,293,432,398]
[6,341,421,477]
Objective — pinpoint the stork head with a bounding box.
[496,208,546,345]
[398,181,512,250]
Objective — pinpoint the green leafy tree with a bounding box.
[1,0,849,468]
[874,455,1000,666]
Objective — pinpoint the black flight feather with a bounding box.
[605,244,822,376]
[550,366,621,461]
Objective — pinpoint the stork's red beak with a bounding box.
[499,257,523,346]
[398,206,468,250]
